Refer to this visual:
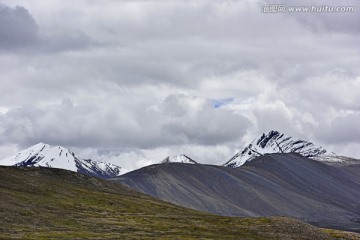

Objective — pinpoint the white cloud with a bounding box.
[0,0,359,167]
[0,93,250,166]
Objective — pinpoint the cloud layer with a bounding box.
[0,0,359,168]
[0,3,39,49]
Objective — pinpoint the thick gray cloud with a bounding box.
[0,0,359,168]
[0,3,95,52]
[0,3,39,49]
[0,94,249,150]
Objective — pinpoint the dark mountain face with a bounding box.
[2,166,351,239]
[338,164,360,182]
[112,153,360,232]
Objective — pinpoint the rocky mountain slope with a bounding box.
[113,153,360,232]
[0,143,128,178]
[2,166,354,239]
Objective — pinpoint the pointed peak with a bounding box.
[25,143,77,158]
[24,142,51,154]
[34,142,48,146]
[268,130,280,135]
[0,143,127,178]
[224,131,331,168]
[28,142,50,149]
[255,130,285,149]
[161,155,198,164]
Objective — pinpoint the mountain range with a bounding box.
[1,130,360,234]
[159,130,358,168]
[113,153,360,232]
[1,130,358,175]
[0,143,128,178]
[2,165,356,239]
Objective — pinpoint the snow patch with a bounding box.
[161,155,198,164]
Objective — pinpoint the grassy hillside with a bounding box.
[0,166,359,240]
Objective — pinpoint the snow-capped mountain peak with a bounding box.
[0,143,129,178]
[161,155,198,164]
[1,143,78,171]
[223,130,342,168]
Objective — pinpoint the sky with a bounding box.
[0,0,359,170]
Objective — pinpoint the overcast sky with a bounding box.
[0,0,359,170]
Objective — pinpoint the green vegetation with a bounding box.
[0,166,359,240]
[322,229,360,240]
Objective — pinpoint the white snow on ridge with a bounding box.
[1,143,78,171]
[0,142,48,166]
[161,155,198,164]
[0,143,129,178]
[223,130,348,168]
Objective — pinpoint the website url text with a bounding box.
[262,5,355,13]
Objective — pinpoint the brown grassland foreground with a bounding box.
[1,166,359,240]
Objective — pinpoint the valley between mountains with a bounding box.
[1,130,360,239]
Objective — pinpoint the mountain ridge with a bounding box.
[0,143,128,178]
[224,130,350,168]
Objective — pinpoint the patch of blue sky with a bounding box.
[212,98,234,108]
